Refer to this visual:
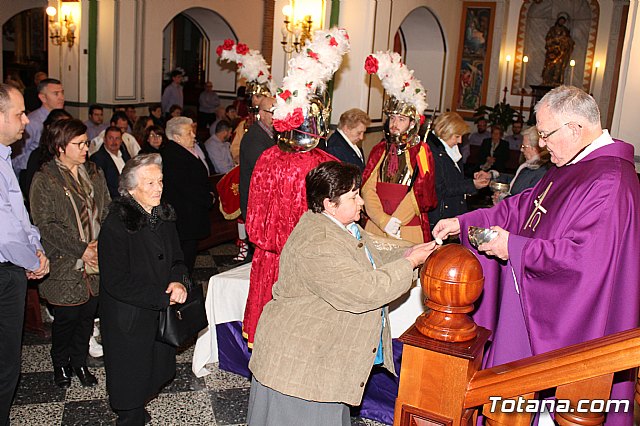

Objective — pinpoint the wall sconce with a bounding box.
[46,4,76,48]
[281,1,323,54]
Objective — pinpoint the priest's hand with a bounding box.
[478,226,509,260]
[432,218,460,241]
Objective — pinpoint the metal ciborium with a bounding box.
[415,244,484,342]
[276,95,331,153]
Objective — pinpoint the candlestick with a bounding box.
[569,59,576,86]
[590,61,600,95]
[521,55,528,89]
[502,55,511,103]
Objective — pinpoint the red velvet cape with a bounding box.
[243,146,336,344]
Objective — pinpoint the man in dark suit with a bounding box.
[477,125,510,173]
[239,96,276,220]
[89,126,131,198]
[319,108,370,171]
[161,117,214,273]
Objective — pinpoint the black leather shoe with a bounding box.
[53,366,72,388]
[73,366,98,387]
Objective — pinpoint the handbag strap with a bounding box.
[41,166,87,242]
[65,186,88,243]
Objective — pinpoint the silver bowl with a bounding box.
[490,181,510,193]
[468,226,498,248]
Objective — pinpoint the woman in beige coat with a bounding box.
[248,161,437,426]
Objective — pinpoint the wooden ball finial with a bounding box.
[415,244,484,342]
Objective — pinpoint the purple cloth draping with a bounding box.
[216,321,403,425]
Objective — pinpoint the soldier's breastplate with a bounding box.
[379,148,413,185]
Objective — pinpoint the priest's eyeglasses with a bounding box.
[537,122,582,141]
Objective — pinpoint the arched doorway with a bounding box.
[2,7,48,100]
[162,7,237,111]
[394,7,447,113]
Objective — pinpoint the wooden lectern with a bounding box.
[394,244,490,426]
[394,245,640,425]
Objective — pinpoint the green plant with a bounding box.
[474,102,522,131]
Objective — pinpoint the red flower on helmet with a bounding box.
[236,43,249,55]
[216,39,235,57]
[273,108,304,132]
[329,37,338,47]
[279,90,292,101]
[364,56,379,74]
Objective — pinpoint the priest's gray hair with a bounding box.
[118,153,163,197]
[535,85,600,126]
[165,116,193,141]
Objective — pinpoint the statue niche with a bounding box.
[541,14,575,86]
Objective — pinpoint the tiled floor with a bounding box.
[10,244,386,426]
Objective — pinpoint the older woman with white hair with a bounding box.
[491,126,551,203]
[162,117,214,273]
[98,153,189,425]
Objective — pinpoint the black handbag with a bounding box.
[157,283,208,347]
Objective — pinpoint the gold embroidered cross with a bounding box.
[524,181,553,232]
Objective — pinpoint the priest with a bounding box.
[433,85,640,425]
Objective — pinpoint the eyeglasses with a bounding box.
[69,140,90,149]
[149,133,162,139]
[537,122,582,141]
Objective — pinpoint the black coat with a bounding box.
[98,197,189,410]
[89,144,131,198]
[426,132,477,229]
[477,137,510,172]
[320,130,365,171]
[496,163,551,196]
[161,140,213,241]
[239,122,275,219]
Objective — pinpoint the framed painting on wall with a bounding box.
[452,2,496,117]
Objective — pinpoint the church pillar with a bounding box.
[611,0,640,161]
[331,0,388,127]
[46,0,89,118]
[602,0,628,130]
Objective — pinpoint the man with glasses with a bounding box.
[434,85,639,424]
[239,96,276,220]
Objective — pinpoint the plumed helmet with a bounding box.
[272,27,350,152]
[276,95,331,153]
[365,51,427,147]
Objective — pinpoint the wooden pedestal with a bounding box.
[394,325,491,426]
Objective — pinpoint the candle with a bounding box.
[569,59,576,86]
[590,61,600,94]
[282,4,292,21]
[505,55,511,90]
[521,55,528,90]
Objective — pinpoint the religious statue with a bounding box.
[541,14,575,86]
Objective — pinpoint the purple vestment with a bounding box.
[459,140,640,425]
